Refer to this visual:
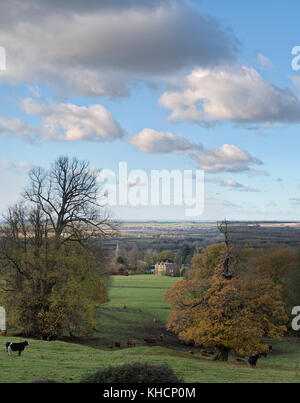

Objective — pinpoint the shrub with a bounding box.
[80,362,183,383]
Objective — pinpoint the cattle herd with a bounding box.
[2,319,272,369]
[105,317,272,368]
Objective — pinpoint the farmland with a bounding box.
[103,221,300,257]
[1,275,300,383]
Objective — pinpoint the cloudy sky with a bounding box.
[0,0,299,221]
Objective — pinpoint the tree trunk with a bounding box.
[214,346,230,361]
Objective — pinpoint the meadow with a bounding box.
[1,275,300,383]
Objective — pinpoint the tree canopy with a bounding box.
[165,263,287,360]
[0,156,113,338]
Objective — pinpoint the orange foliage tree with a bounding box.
[164,264,287,361]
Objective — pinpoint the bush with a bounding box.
[80,362,183,383]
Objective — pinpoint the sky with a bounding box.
[0,0,300,221]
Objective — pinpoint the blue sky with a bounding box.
[0,0,300,221]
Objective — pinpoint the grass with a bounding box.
[1,275,300,383]
[90,275,178,347]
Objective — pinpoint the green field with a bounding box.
[1,275,300,383]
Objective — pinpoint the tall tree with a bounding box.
[165,266,287,361]
[165,221,287,361]
[24,156,115,243]
[0,156,114,338]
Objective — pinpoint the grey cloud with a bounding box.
[0,0,239,96]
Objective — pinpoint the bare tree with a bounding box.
[24,156,116,243]
[217,220,233,280]
[0,156,114,337]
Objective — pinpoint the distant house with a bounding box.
[155,262,180,277]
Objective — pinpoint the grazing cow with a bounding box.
[144,338,156,344]
[6,341,29,356]
[115,342,121,348]
[201,352,211,358]
[248,354,260,368]
[127,340,136,347]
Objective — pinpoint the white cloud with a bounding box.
[129,129,202,154]
[207,177,260,192]
[0,0,239,97]
[159,65,300,125]
[130,129,263,174]
[190,144,262,173]
[0,159,32,174]
[0,99,124,142]
[255,53,275,70]
[0,117,33,141]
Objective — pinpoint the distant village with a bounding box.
[108,242,193,277]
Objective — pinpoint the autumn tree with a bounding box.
[165,267,287,360]
[0,156,114,338]
[165,222,287,361]
[188,243,226,279]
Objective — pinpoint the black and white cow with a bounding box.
[6,341,29,356]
